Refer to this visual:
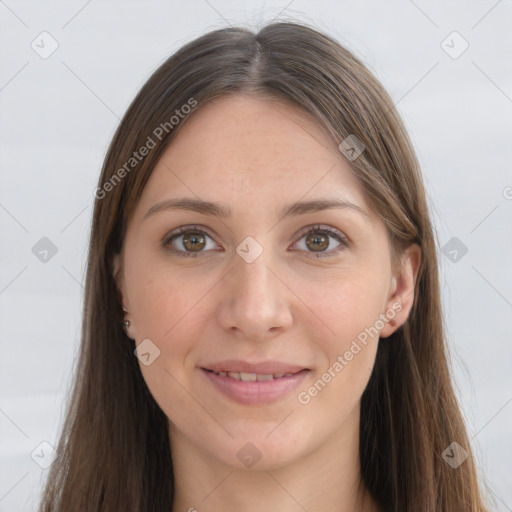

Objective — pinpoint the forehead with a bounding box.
[135,94,369,219]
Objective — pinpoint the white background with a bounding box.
[0,1,511,510]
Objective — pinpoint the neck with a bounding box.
[169,405,380,512]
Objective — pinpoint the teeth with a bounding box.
[240,372,257,382]
[257,374,274,381]
[212,370,297,380]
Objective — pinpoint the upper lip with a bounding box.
[201,360,308,375]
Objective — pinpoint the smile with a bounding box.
[207,369,297,381]
[200,367,310,405]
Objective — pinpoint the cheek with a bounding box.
[294,267,387,347]
[291,271,385,402]
[128,262,216,402]
[131,267,211,421]
[126,255,202,338]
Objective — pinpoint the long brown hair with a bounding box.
[39,21,489,511]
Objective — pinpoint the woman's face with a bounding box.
[114,94,419,470]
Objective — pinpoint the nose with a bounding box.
[216,247,294,341]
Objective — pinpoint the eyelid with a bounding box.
[293,224,348,243]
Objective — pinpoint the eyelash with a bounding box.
[162,224,349,259]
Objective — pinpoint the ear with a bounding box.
[380,243,421,338]
[112,252,137,339]
[112,252,128,310]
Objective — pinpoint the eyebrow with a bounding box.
[142,197,369,222]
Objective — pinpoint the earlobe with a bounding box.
[380,243,421,338]
[112,252,134,338]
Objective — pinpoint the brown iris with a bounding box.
[182,232,206,252]
[305,232,329,251]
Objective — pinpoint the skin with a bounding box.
[114,94,421,512]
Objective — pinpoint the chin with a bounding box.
[215,425,313,471]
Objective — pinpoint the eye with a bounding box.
[291,225,348,258]
[163,224,349,259]
[163,226,219,258]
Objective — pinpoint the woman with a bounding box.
[39,21,489,511]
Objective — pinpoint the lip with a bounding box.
[201,359,308,375]
[200,366,310,405]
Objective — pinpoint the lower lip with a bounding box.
[200,368,310,405]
